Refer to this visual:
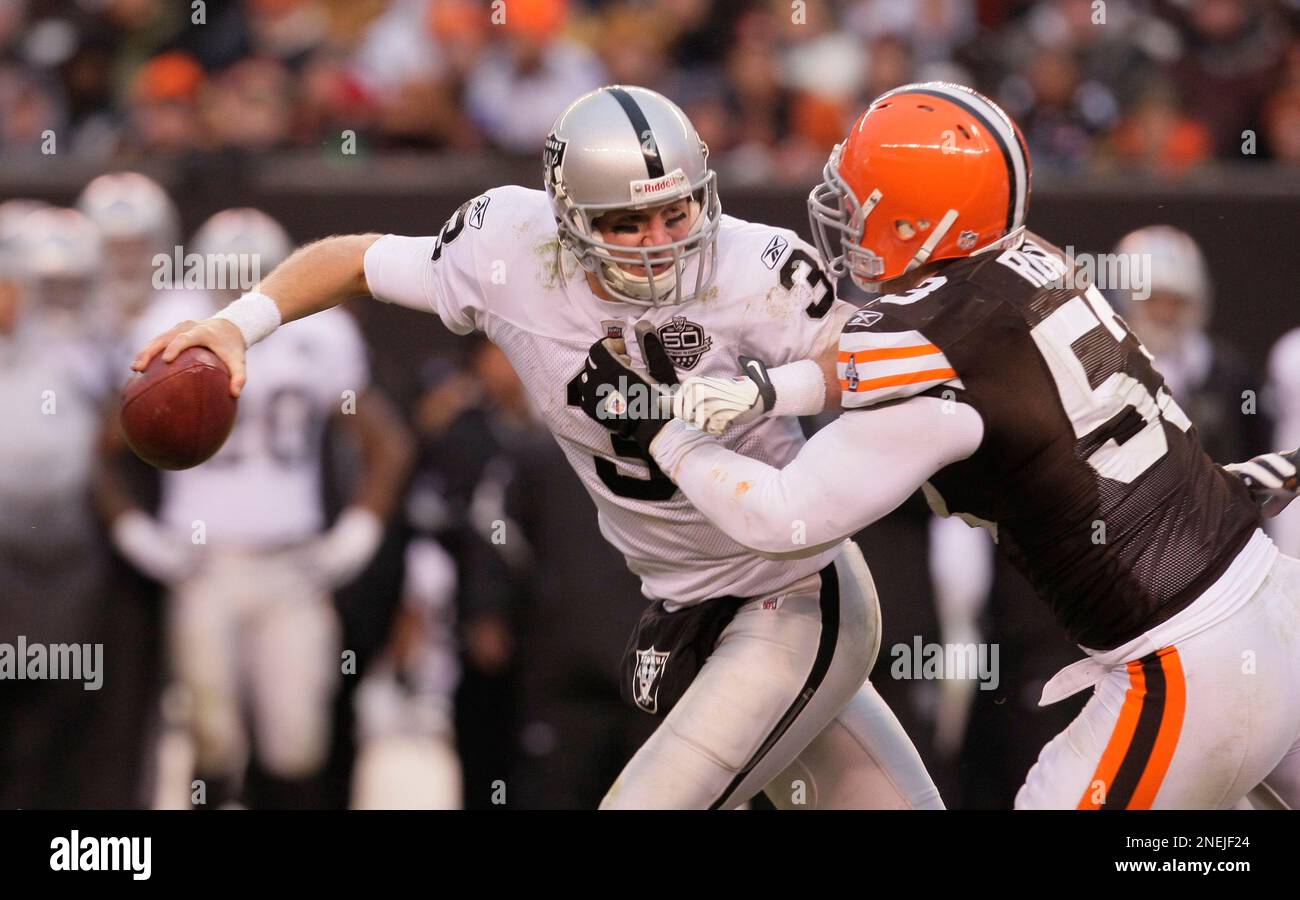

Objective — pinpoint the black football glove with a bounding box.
[575,321,679,452]
[1225,448,1299,518]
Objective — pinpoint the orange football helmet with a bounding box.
[808,82,1032,288]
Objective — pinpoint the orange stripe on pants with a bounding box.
[1128,648,1186,810]
[1077,660,1147,810]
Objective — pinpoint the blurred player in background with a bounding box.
[76,172,180,358]
[1268,330,1300,559]
[99,208,414,809]
[350,529,462,809]
[1261,326,1300,804]
[134,85,942,810]
[0,204,127,806]
[1113,225,1272,463]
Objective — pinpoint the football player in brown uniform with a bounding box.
[577,82,1300,809]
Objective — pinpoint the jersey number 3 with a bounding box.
[566,370,677,502]
[1031,286,1191,484]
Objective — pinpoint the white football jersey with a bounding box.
[132,292,370,545]
[1268,327,1300,557]
[364,186,853,604]
[0,329,107,544]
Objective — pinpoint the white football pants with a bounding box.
[601,541,943,809]
[1018,550,1300,809]
[168,547,341,781]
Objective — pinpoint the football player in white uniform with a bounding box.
[77,172,181,357]
[102,209,414,807]
[132,85,942,810]
[609,82,1300,809]
[0,205,121,806]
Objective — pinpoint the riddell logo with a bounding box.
[630,168,689,201]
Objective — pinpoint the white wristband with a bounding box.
[213,291,282,347]
[768,359,827,418]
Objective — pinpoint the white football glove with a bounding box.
[306,506,384,588]
[1225,449,1300,518]
[112,509,202,584]
[673,356,776,437]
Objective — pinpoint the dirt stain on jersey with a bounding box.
[760,284,799,320]
[533,238,563,289]
[735,481,752,497]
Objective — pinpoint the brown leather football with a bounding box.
[120,346,237,470]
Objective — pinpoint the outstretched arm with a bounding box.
[650,396,985,557]
[131,234,383,395]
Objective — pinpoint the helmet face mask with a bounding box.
[545,86,722,307]
[808,146,887,287]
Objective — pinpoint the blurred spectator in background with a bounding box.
[1169,0,1289,160]
[847,0,976,69]
[464,0,604,155]
[1000,44,1119,172]
[406,338,533,807]
[1113,225,1272,463]
[123,50,208,157]
[1108,78,1212,173]
[1263,78,1300,163]
[203,57,295,152]
[0,0,1294,172]
[585,3,671,93]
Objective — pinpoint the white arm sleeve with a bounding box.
[652,397,985,557]
[363,234,479,334]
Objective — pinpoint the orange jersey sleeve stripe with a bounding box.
[838,344,943,363]
[1077,660,1146,810]
[1128,647,1186,810]
[840,367,958,394]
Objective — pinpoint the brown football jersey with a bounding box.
[837,232,1260,650]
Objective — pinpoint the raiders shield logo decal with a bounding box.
[634,647,670,714]
[657,316,712,370]
[544,133,567,187]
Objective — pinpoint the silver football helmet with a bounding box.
[0,199,50,279]
[6,207,104,333]
[192,208,295,297]
[76,171,179,245]
[544,85,720,307]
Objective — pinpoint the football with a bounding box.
[120,346,237,470]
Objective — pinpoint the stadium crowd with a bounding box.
[1,0,1299,180]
